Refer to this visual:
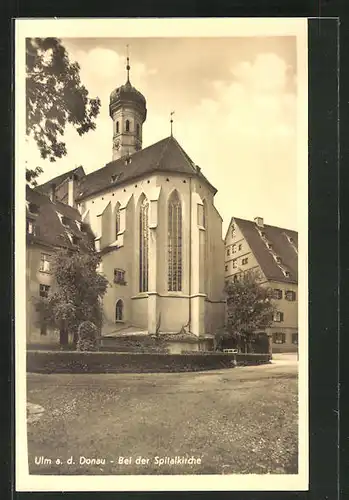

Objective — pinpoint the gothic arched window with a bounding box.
[115,299,123,321]
[125,119,130,132]
[139,196,149,292]
[115,203,120,240]
[116,121,119,134]
[168,190,182,291]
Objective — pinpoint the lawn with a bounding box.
[27,361,298,475]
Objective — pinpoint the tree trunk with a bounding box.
[60,327,68,348]
[73,329,79,348]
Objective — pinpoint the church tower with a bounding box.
[109,51,147,161]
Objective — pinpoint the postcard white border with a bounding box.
[15,17,308,492]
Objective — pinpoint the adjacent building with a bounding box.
[224,216,298,352]
[26,184,95,345]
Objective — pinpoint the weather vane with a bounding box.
[126,44,130,82]
[170,111,175,136]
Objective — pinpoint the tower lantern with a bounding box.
[109,47,147,161]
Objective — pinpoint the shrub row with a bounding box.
[27,350,270,374]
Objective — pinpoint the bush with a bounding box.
[76,321,98,352]
[27,351,271,374]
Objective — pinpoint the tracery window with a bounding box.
[168,190,182,291]
[115,299,124,321]
[139,196,149,292]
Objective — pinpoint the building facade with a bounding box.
[224,216,298,352]
[26,185,95,345]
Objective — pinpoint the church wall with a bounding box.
[190,179,225,335]
[79,169,225,339]
[157,296,189,333]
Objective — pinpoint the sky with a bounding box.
[25,35,302,235]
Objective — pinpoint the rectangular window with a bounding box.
[231,224,235,238]
[26,220,37,235]
[272,289,283,300]
[238,244,242,251]
[292,333,298,345]
[225,264,228,272]
[114,268,126,285]
[39,284,50,298]
[285,290,296,301]
[39,253,51,273]
[40,323,47,336]
[272,332,285,344]
[242,257,248,265]
[227,247,230,256]
[273,311,284,322]
[233,259,237,269]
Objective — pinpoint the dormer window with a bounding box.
[72,235,80,246]
[274,255,281,263]
[267,242,273,249]
[28,202,39,215]
[111,174,120,183]
[61,216,69,227]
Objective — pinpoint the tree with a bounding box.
[36,248,109,347]
[26,38,101,184]
[224,271,276,352]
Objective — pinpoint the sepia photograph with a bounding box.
[15,18,308,492]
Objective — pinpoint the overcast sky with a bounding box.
[26,35,302,234]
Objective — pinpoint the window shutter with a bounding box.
[280,312,284,322]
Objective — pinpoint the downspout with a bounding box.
[188,176,192,333]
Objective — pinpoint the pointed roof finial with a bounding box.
[126,44,130,83]
[170,111,175,137]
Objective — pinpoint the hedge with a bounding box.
[27,350,270,374]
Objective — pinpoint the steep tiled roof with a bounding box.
[76,136,217,200]
[35,166,85,194]
[26,185,94,251]
[233,217,298,284]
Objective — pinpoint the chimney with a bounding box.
[49,183,56,202]
[254,217,264,228]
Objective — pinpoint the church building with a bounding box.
[35,56,226,352]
